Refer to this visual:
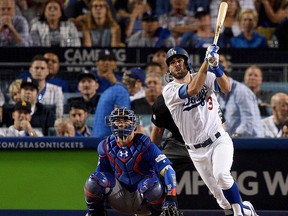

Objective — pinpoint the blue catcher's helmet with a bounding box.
[166,47,194,73]
[105,108,138,140]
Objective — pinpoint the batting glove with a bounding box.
[205,44,219,67]
[160,201,184,216]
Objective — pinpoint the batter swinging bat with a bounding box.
[213,2,228,45]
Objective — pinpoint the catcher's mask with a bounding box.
[105,108,139,141]
[165,47,194,82]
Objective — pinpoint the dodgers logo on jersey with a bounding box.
[183,85,209,111]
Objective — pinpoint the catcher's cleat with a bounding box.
[243,201,258,216]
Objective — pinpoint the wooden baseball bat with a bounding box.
[213,2,228,45]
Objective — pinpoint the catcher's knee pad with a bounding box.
[138,177,163,202]
[84,171,115,202]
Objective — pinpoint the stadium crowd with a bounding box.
[0,0,287,139]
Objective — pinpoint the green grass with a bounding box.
[0,150,99,210]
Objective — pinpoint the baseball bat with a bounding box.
[213,2,228,45]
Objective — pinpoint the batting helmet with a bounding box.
[166,47,194,72]
[105,108,138,140]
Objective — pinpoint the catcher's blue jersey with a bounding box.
[97,133,172,191]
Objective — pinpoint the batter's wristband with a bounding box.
[211,66,224,77]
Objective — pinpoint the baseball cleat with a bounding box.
[243,201,258,216]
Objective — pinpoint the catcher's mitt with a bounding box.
[160,201,184,216]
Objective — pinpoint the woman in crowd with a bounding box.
[30,0,81,47]
[77,0,122,47]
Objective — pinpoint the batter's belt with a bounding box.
[186,132,221,150]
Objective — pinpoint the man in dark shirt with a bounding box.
[65,70,100,114]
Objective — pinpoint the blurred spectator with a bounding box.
[8,79,22,104]
[283,122,288,138]
[0,0,31,46]
[132,72,162,115]
[274,1,288,49]
[21,0,46,26]
[158,0,197,45]
[93,49,122,94]
[76,0,122,47]
[229,9,268,48]
[132,72,163,135]
[30,0,81,47]
[114,0,152,43]
[255,0,286,28]
[0,92,5,124]
[151,48,168,83]
[65,70,100,114]
[221,0,241,47]
[20,77,56,136]
[29,54,64,118]
[67,100,92,137]
[155,0,209,15]
[217,54,263,137]
[64,0,90,19]
[145,61,167,86]
[262,92,288,138]
[127,67,146,102]
[180,8,224,48]
[54,117,82,136]
[92,67,145,140]
[44,52,70,93]
[127,11,175,47]
[124,0,150,39]
[244,65,273,117]
[5,100,43,137]
[210,0,254,31]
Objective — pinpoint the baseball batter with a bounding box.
[162,45,258,216]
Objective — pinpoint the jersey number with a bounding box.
[207,96,213,110]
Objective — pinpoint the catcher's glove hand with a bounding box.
[160,201,184,216]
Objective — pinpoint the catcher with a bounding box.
[84,107,183,216]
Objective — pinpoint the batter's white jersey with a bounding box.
[163,72,224,145]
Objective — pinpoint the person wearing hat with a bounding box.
[20,77,56,136]
[65,70,100,114]
[5,100,43,137]
[92,67,146,140]
[93,49,122,94]
[127,11,175,47]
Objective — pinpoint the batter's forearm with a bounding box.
[187,61,208,96]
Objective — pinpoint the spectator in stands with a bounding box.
[8,79,22,104]
[217,54,264,137]
[67,100,92,137]
[210,0,254,31]
[132,72,162,115]
[132,72,163,135]
[262,92,288,138]
[229,9,268,48]
[145,61,167,85]
[221,0,241,47]
[92,67,145,140]
[21,0,46,26]
[274,1,288,49]
[20,77,56,136]
[65,70,100,114]
[76,0,122,47]
[283,122,288,138]
[44,52,70,93]
[54,117,82,137]
[30,0,81,47]
[64,0,90,19]
[29,54,64,118]
[127,11,175,47]
[0,92,5,125]
[5,100,43,137]
[180,7,224,48]
[94,49,122,94]
[0,0,31,46]
[127,67,146,102]
[151,49,168,83]
[156,0,210,16]
[244,65,273,117]
[158,0,197,45]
